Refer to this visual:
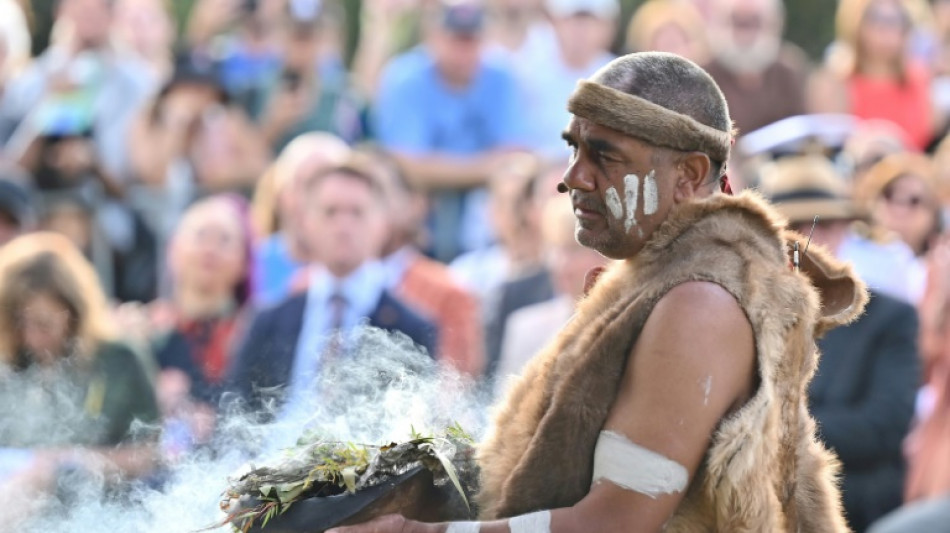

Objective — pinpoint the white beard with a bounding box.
[711,30,782,75]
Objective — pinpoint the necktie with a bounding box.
[325,291,348,360]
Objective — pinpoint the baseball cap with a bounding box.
[439,1,485,35]
[546,0,620,19]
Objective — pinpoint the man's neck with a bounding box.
[561,48,600,71]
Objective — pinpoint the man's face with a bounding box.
[301,173,385,276]
[429,29,483,86]
[562,117,680,259]
[552,13,614,60]
[59,0,114,49]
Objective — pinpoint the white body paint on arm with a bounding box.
[592,430,688,498]
[444,511,552,533]
[623,174,639,233]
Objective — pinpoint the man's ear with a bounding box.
[673,152,712,202]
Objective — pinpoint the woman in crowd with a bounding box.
[810,0,935,150]
[856,153,941,304]
[144,195,253,457]
[0,232,159,526]
[624,0,709,65]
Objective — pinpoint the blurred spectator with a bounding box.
[854,153,940,302]
[625,0,709,64]
[513,0,616,159]
[351,0,423,97]
[839,119,911,187]
[227,160,438,414]
[764,156,921,532]
[0,172,34,246]
[484,0,557,67]
[0,0,31,80]
[128,54,269,253]
[0,232,159,526]
[930,0,950,133]
[112,0,176,83]
[370,148,485,376]
[254,3,369,151]
[186,0,285,108]
[450,154,544,304]
[810,0,935,150]
[135,195,253,458]
[251,132,350,305]
[494,194,604,396]
[1,0,157,183]
[375,0,526,262]
[704,0,809,135]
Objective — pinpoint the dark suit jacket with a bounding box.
[810,291,921,532]
[226,289,438,412]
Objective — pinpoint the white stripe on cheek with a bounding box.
[446,521,481,533]
[643,170,659,215]
[605,186,623,220]
[509,510,552,533]
[592,430,688,498]
[623,174,639,233]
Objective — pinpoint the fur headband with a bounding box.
[567,80,733,163]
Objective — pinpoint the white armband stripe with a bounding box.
[446,522,481,533]
[509,510,552,533]
[592,430,688,498]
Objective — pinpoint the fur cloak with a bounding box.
[476,192,867,532]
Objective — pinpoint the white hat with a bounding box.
[545,0,620,19]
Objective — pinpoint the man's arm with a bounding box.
[331,281,757,533]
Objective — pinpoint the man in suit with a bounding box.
[765,156,921,532]
[227,160,438,415]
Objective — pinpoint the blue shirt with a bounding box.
[282,261,387,417]
[252,233,305,307]
[375,47,526,258]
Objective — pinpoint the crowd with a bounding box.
[1,0,950,530]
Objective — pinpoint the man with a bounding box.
[332,52,862,532]
[375,0,526,262]
[371,149,485,377]
[227,160,438,415]
[0,173,34,246]
[255,2,368,152]
[0,0,155,183]
[703,0,809,134]
[518,0,617,159]
[763,156,921,532]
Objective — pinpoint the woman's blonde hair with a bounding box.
[832,0,929,78]
[0,232,115,366]
[625,0,708,64]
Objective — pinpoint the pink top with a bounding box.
[849,63,934,150]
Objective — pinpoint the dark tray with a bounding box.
[234,466,473,533]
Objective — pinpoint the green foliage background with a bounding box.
[26,0,838,64]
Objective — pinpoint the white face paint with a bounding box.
[701,375,712,406]
[509,510,552,533]
[604,186,624,221]
[592,430,688,498]
[623,174,639,233]
[643,170,659,216]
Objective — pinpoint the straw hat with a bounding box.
[854,152,937,210]
[758,156,860,224]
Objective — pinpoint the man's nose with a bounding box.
[563,158,596,192]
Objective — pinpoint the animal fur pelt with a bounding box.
[476,191,867,532]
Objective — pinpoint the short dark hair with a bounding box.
[592,53,732,179]
[301,156,387,203]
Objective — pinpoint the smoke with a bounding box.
[0,327,489,533]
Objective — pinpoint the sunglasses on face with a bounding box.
[881,187,932,210]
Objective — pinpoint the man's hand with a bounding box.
[326,514,441,533]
